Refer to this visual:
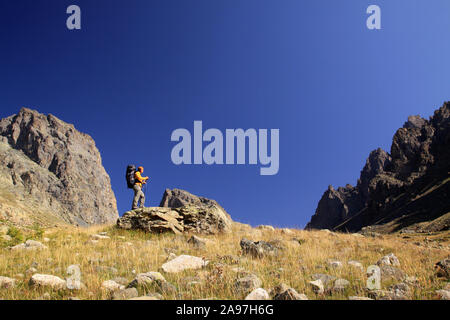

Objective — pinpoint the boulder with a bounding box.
[117,203,233,235]
[176,205,232,234]
[117,207,184,234]
[161,255,208,273]
[160,188,232,234]
[29,274,66,290]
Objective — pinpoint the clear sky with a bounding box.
[1,1,449,228]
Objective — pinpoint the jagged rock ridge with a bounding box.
[306,102,450,233]
[0,108,118,226]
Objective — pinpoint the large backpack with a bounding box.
[125,165,136,189]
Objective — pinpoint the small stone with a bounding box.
[1,235,12,241]
[435,290,450,300]
[161,255,208,273]
[240,238,279,258]
[102,280,125,292]
[328,260,343,268]
[281,228,293,234]
[112,277,129,286]
[129,296,159,300]
[311,274,336,287]
[245,288,270,300]
[10,240,47,251]
[388,282,411,298]
[0,276,16,289]
[333,279,350,292]
[187,235,207,249]
[379,265,406,282]
[404,276,419,286]
[348,260,364,271]
[309,279,324,294]
[349,296,373,300]
[368,289,407,300]
[112,287,139,300]
[156,281,177,295]
[377,253,400,267]
[234,274,262,294]
[26,267,38,275]
[91,234,110,240]
[128,272,166,288]
[273,287,308,300]
[147,292,164,299]
[95,266,118,275]
[257,225,275,231]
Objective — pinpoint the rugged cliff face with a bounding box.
[0,108,118,226]
[306,102,450,233]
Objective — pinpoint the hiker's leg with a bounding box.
[139,189,145,208]
[132,185,140,209]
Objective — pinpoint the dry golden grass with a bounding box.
[0,222,448,300]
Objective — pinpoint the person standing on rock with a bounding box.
[132,166,149,210]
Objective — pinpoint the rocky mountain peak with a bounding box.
[0,108,118,226]
[306,102,450,233]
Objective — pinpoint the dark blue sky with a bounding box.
[1,1,449,228]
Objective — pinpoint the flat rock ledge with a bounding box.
[117,205,232,235]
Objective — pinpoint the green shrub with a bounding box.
[7,226,24,244]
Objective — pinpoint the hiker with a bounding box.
[132,166,149,209]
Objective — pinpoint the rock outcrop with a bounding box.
[306,102,450,232]
[117,189,233,234]
[0,108,118,226]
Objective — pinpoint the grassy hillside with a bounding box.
[0,222,448,300]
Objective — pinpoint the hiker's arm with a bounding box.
[135,172,146,183]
